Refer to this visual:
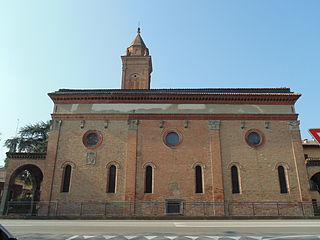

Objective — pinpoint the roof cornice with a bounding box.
[6,152,47,159]
[48,89,301,105]
[52,113,298,121]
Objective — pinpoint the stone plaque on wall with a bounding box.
[86,152,97,165]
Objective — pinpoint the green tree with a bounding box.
[4,121,50,153]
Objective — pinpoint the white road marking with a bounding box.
[164,236,177,240]
[204,236,220,240]
[264,235,320,240]
[185,236,199,240]
[4,220,320,228]
[65,236,79,240]
[174,222,320,228]
[124,235,138,239]
[62,235,320,240]
[3,225,33,227]
[103,235,116,239]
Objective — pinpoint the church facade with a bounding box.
[0,29,315,217]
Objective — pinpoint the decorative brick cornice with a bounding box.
[52,113,298,121]
[48,89,301,105]
[6,152,47,159]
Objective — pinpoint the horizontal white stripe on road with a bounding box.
[4,220,320,228]
[264,236,320,240]
[2,225,33,227]
[174,222,320,228]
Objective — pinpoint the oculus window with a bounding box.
[245,130,264,148]
[83,130,103,149]
[165,132,180,147]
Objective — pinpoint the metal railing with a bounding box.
[5,200,317,217]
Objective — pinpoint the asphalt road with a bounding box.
[1,219,320,240]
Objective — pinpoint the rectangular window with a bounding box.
[166,200,183,215]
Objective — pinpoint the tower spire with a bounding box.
[127,28,148,56]
[121,29,153,89]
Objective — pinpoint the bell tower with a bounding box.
[121,28,153,89]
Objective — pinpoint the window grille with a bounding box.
[166,200,183,214]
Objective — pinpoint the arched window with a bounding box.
[145,166,153,193]
[107,165,116,193]
[231,166,240,194]
[195,165,203,193]
[310,179,318,191]
[310,172,320,191]
[61,165,72,193]
[278,166,288,194]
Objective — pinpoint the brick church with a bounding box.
[0,29,315,216]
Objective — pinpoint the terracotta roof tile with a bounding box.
[51,88,296,95]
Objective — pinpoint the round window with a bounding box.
[83,131,102,148]
[246,130,263,148]
[165,132,180,147]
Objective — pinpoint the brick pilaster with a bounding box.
[40,120,62,202]
[208,120,225,216]
[124,120,138,202]
[288,120,312,202]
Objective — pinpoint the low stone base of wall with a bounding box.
[6,201,316,217]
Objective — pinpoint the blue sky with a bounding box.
[0,0,319,166]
